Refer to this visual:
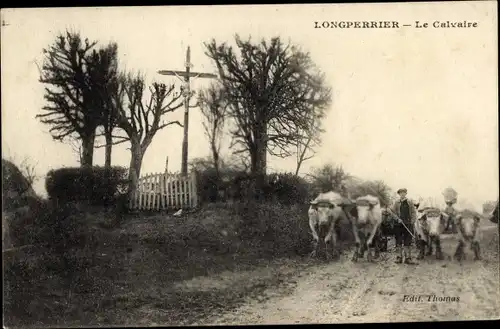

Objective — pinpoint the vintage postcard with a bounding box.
[2,1,498,326]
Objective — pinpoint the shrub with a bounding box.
[228,171,256,201]
[45,166,128,206]
[194,167,221,203]
[191,156,254,204]
[266,173,311,205]
[234,201,312,256]
[195,168,312,206]
[349,180,392,207]
[193,166,253,204]
[309,164,353,193]
[7,197,51,247]
[7,199,91,250]
[234,201,356,257]
[2,159,38,212]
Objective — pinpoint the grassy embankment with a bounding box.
[3,201,357,327]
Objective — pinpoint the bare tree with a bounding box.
[198,84,228,179]
[86,42,120,168]
[205,36,331,197]
[36,31,104,168]
[109,73,184,196]
[18,157,39,190]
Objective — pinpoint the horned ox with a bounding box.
[308,191,351,260]
[350,195,383,262]
[454,210,482,261]
[414,206,447,260]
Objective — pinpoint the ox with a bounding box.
[308,191,350,260]
[414,206,446,260]
[376,208,395,253]
[454,210,482,261]
[350,195,383,262]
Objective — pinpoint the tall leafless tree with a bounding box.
[86,42,120,168]
[107,73,184,196]
[205,35,331,197]
[36,31,103,167]
[198,84,228,179]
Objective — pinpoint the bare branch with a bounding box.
[198,84,229,175]
[94,138,130,149]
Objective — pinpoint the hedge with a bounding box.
[194,167,311,205]
[266,173,310,205]
[45,166,128,206]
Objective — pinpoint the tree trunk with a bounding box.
[80,131,96,168]
[250,130,268,201]
[212,145,222,201]
[128,140,144,199]
[104,126,113,169]
[295,160,302,177]
[250,121,268,176]
[295,140,309,176]
[212,146,220,179]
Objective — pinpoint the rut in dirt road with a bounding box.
[201,225,499,325]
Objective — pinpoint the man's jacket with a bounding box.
[444,204,457,216]
[391,198,417,223]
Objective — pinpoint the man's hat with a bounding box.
[397,188,408,194]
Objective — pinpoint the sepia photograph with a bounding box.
[1,1,498,326]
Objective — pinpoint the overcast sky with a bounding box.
[1,2,498,209]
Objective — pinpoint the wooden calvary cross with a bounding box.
[158,46,218,176]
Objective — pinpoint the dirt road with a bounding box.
[195,223,499,324]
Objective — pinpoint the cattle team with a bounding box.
[308,187,484,264]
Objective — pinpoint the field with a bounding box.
[3,204,499,327]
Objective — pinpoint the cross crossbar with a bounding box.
[157,45,218,176]
[157,70,218,79]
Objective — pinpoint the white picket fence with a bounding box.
[129,172,198,211]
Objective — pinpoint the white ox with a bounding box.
[351,195,382,262]
[414,205,448,260]
[308,191,350,260]
[454,209,482,261]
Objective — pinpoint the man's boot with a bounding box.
[454,240,464,261]
[435,240,444,260]
[472,241,482,261]
[395,246,403,264]
[416,240,425,260]
[404,246,418,265]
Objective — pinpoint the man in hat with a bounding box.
[390,188,418,264]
